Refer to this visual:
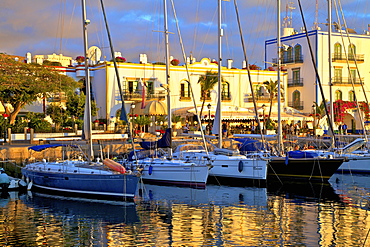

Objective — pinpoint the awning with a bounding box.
[133,101,167,115]
[172,105,312,121]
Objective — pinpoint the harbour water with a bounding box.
[1,173,370,246]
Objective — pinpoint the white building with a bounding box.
[84,56,287,130]
[265,28,370,133]
[33,53,73,67]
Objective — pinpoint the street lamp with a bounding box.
[261,104,266,134]
[207,103,211,134]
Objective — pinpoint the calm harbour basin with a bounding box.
[1,173,370,246]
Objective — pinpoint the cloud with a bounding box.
[1,0,367,68]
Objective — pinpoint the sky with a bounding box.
[1,0,370,68]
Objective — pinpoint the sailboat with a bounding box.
[172,0,267,184]
[266,0,344,181]
[122,0,210,189]
[21,0,139,200]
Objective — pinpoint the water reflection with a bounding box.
[1,175,370,246]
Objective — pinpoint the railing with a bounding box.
[288,101,304,110]
[288,78,304,87]
[244,95,285,103]
[272,55,304,64]
[122,90,166,101]
[332,53,364,62]
[221,92,231,101]
[332,77,364,85]
[180,96,191,101]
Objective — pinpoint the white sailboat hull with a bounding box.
[337,155,370,173]
[135,159,209,188]
[172,150,267,180]
[208,155,267,180]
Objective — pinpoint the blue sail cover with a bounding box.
[286,150,319,158]
[140,128,171,150]
[233,138,265,152]
[28,144,78,152]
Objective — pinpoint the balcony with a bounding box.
[180,96,191,101]
[332,77,364,85]
[288,78,304,87]
[272,55,304,65]
[122,90,166,101]
[332,53,364,62]
[288,101,304,110]
[244,94,285,103]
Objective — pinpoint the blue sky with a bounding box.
[1,0,369,68]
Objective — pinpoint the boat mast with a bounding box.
[328,0,334,147]
[217,0,223,149]
[277,0,283,155]
[164,0,173,156]
[81,0,93,161]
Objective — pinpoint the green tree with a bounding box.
[0,54,81,124]
[197,71,224,119]
[46,103,68,131]
[25,112,52,132]
[134,115,151,132]
[65,92,98,119]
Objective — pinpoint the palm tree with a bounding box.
[262,79,283,129]
[312,100,328,132]
[197,70,225,119]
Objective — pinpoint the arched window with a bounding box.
[294,44,302,62]
[348,44,356,60]
[286,46,293,63]
[334,43,342,60]
[292,90,301,109]
[335,90,342,101]
[349,90,356,101]
[221,82,230,100]
[180,80,190,99]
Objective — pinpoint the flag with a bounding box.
[119,104,128,122]
[139,79,146,109]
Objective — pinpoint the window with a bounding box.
[127,80,138,94]
[349,90,356,101]
[334,43,342,59]
[180,81,190,99]
[350,69,357,84]
[334,68,342,83]
[348,44,356,60]
[294,44,302,62]
[146,81,154,94]
[335,90,342,101]
[221,82,230,100]
[292,68,300,84]
[292,90,301,109]
[285,46,293,63]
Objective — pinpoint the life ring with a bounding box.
[238,161,243,173]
